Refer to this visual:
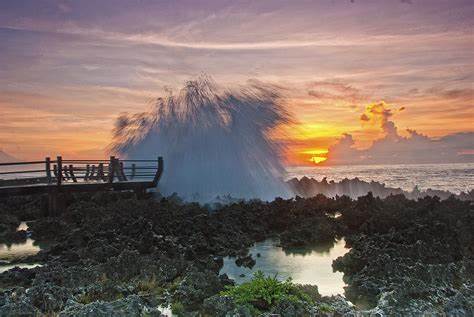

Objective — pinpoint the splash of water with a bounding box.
[110,76,291,202]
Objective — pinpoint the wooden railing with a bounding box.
[0,156,164,214]
[0,156,163,187]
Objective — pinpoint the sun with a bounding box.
[298,149,328,164]
[309,156,327,164]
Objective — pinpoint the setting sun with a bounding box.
[309,156,327,164]
[300,149,328,165]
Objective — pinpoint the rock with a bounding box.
[235,254,256,269]
[0,288,39,317]
[202,295,237,316]
[269,297,310,316]
[26,284,72,312]
[174,269,226,310]
[59,295,161,317]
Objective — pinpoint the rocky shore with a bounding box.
[0,192,472,316]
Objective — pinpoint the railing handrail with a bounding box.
[0,159,160,166]
[0,160,46,166]
[1,156,164,187]
[62,159,110,163]
[0,169,46,175]
[121,159,160,162]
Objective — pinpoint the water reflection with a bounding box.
[0,263,41,274]
[0,222,42,272]
[282,239,337,256]
[220,238,349,296]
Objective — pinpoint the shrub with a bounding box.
[171,301,185,315]
[220,271,313,311]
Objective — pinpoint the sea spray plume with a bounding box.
[110,76,291,202]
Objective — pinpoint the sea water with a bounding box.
[287,162,473,194]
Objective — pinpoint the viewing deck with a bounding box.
[0,156,164,213]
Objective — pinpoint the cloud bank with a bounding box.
[324,102,474,165]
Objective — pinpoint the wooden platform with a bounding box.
[0,156,164,214]
[0,180,157,196]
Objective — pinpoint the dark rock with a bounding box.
[59,295,161,317]
[235,254,256,269]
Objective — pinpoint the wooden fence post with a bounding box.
[98,163,105,181]
[85,164,90,181]
[69,164,77,182]
[119,161,127,181]
[57,156,62,186]
[152,156,164,187]
[108,156,115,183]
[45,157,51,183]
[90,165,96,180]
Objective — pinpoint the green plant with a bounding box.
[168,276,183,292]
[220,271,313,311]
[318,302,334,313]
[135,275,166,299]
[171,301,186,315]
[76,292,97,305]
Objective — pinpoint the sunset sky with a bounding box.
[1,0,473,165]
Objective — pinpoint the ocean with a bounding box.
[286,162,474,194]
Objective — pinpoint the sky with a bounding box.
[0,0,473,165]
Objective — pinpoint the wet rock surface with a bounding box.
[0,191,472,316]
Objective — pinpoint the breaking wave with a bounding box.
[110,76,291,202]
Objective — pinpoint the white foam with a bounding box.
[111,76,291,202]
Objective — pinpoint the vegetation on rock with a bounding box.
[220,271,314,313]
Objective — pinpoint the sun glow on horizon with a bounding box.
[301,149,328,165]
[300,149,329,155]
[309,156,327,164]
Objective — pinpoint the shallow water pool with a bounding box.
[220,238,349,296]
[0,222,42,272]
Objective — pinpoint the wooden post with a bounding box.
[131,164,136,180]
[119,161,127,181]
[45,157,51,183]
[69,164,77,182]
[113,158,121,181]
[90,165,96,180]
[98,163,105,181]
[63,166,70,180]
[85,164,90,181]
[108,156,115,183]
[47,190,66,216]
[152,156,164,187]
[57,156,62,186]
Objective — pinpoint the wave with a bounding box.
[110,75,291,202]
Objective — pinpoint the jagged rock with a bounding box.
[59,295,161,317]
[202,295,237,316]
[174,269,227,309]
[235,254,256,268]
